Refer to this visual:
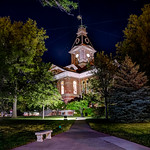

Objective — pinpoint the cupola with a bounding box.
[69,26,96,68]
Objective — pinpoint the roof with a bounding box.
[69,26,95,54]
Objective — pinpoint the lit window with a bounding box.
[73,81,77,94]
[61,81,64,94]
[76,54,79,58]
[87,53,90,58]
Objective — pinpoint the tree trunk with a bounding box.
[12,81,18,118]
[56,109,59,116]
[42,105,45,119]
[12,95,17,118]
[105,97,108,120]
[79,107,83,117]
[1,111,4,117]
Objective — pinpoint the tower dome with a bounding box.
[69,26,96,68]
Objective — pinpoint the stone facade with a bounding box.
[51,26,96,103]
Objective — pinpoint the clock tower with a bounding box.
[69,26,96,68]
[51,25,97,104]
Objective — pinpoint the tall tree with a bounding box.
[116,4,150,82]
[0,17,48,118]
[109,55,150,122]
[25,62,62,119]
[40,0,78,15]
[90,51,117,119]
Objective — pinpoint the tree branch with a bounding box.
[41,0,74,16]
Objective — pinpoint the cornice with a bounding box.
[54,69,95,80]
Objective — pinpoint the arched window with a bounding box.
[73,81,77,94]
[61,81,64,94]
[82,81,85,94]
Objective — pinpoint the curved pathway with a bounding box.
[13,120,150,150]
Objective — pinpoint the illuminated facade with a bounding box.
[51,26,96,103]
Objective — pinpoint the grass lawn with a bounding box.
[87,119,150,148]
[16,116,77,120]
[0,117,74,150]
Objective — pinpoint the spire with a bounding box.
[69,24,96,68]
[71,25,92,48]
[77,25,87,36]
[76,15,87,37]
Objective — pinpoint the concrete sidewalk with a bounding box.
[13,120,150,150]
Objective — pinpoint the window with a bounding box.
[82,80,90,94]
[86,80,89,93]
[73,81,77,94]
[82,81,85,94]
[61,81,64,94]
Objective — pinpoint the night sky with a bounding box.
[0,0,149,66]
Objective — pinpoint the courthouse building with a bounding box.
[51,26,96,104]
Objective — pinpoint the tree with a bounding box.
[25,62,62,119]
[66,94,91,117]
[109,55,150,122]
[0,17,48,118]
[0,81,13,117]
[90,51,117,119]
[0,98,12,117]
[116,4,150,82]
[40,0,78,15]
[66,100,88,117]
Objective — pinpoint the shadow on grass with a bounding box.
[0,118,74,150]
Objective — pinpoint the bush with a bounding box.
[92,107,105,118]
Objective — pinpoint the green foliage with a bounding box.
[66,99,89,116]
[88,119,150,148]
[82,93,100,104]
[23,62,62,117]
[0,17,48,75]
[113,55,148,92]
[66,94,99,117]
[90,51,117,119]
[82,93,104,117]
[0,81,13,114]
[40,0,78,15]
[109,55,150,122]
[51,100,66,111]
[0,17,48,117]
[92,107,105,118]
[0,119,74,150]
[0,99,12,116]
[116,4,150,82]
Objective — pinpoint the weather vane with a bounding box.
[77,15,83,26]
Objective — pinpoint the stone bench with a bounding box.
[35,130,53,142]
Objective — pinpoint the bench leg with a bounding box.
[46,132,51,139]
[36,135,43,142]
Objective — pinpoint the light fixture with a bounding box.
[76,54,79,58]
[87,53,90,57]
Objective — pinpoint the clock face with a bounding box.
[87,53,90,58]
[75,38,80,44]
[85,38,89,43]
[76,54,79,58]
